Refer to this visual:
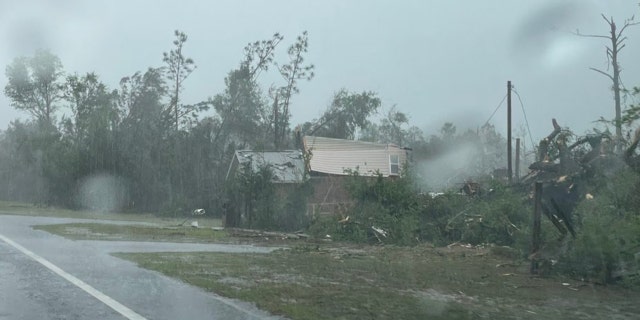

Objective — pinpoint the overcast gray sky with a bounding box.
[1,0,639,147]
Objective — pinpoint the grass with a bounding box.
[10,202,640,319]
[114,244,640,320]
[33,223,230,243]
[0,200,222,227]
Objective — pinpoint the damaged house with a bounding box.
[303,136,410,215]
[224,150,307,227]
[226,150,306,184]
[224,137,410,226]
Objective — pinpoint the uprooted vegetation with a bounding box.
[308,171,529,247]
[308,119,640,287]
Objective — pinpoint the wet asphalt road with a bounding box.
[0,214,284,320]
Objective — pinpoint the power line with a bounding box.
[512,89,536,148]
[483,94,508,127]
[483,88,536,149]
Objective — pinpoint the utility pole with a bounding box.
[507,81,512,184]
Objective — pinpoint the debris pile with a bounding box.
[227,228,310,241]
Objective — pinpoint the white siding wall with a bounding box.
[305,136,408,177]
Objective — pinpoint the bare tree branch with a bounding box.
[589,67,614,81]
[577,14,638,145]
[574,30,609,39]
[575,15,638,40]
[618,21,640,37]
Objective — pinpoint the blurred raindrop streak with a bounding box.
[77,174,129,213]
[511,1,596,70]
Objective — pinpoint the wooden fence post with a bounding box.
[531,181,542,274]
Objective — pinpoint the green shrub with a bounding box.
[312,170,530,247]
[307,170,420,245]
[416,193,469,245]
[416,181,529,247]
[276,181,313,231]
[308,201,417,245]
[557,190,640,284]
[555,168,640,285]
[460,189,529,246]
[226,163,313,231]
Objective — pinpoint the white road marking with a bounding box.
[0,233,147,320]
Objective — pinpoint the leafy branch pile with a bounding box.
[309,171,530,248]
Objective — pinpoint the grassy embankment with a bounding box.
[0,200,222,227]
[33,223,229,243]
[116,244,640,320]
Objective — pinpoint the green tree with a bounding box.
[622,86,640,126]
[163,30,197,130]
[306,89,381,140]
[440,122,457,141]
[65,73,119,138]
[117,68,171,211]
[0,119,74,206]
[176,34,284,217]
[4,50,64,124]
[226,163,277,228]
[180,117,221,212]
[118,68,167,127]
[241,33,283,79]
[476,123,507,174]
[212,33,283,148]
[359,107,425,147]
[379,107,409,145]
[274,31,315,149]
[63,72,120,192]
[211,67,267,147]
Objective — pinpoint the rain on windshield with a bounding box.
[1,1,640,319]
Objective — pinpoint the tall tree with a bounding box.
[212,33,283,148]
[274,31,315,149]
[211,66,267,147]
[440,122,457,141]
[117,68,170,210]
[4,50,64,124]
[119,68,167,127]
[306,89,380,140]
[163,30,196,130]
[376,107,424,146]
[376,107,411,146]
[241,33,283,79]
[65,72,119,137]
[64,72,119,175]
[577,15,639,146]
[0,120,60,204]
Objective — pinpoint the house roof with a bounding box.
[303,136,408,177]
[227,150,306,183]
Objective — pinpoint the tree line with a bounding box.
[0,30,508,214]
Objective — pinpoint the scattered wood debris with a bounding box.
[227,228,310,240]
[371,226,388,242]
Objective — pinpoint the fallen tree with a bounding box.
[521,119,640,284]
